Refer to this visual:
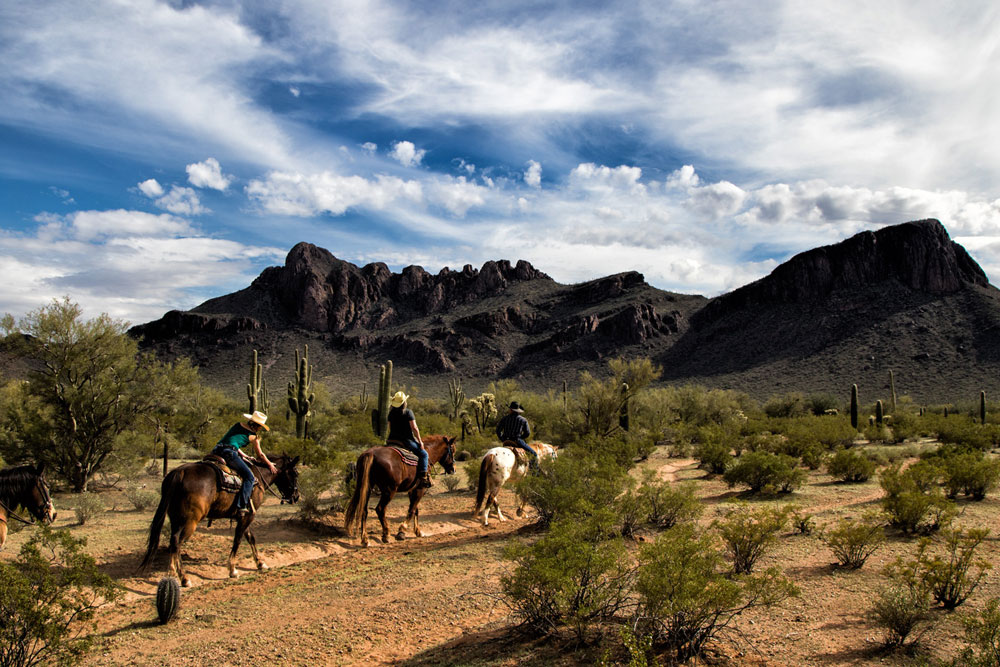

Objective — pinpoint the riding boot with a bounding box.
[417,472,433,489]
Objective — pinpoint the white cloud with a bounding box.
[389,141,426,167]
[569,163,645,195]
[524,160,542,188]
[427,176,486,217]
[154,186,206,216]
[289,86,300,97]
[186,157,232,191]
[246,170,422,217]
[138,178,164,198]
[361,142,377,154]
[685,181,747,221]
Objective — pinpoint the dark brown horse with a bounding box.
[344,435,456,547]
[0,463,56,550]
[139,454,299,586]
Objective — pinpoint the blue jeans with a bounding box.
[510,439,538,467]
[214,446,255,509]
[397,439,428,476]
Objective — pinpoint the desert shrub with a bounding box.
[886,528,991,610]
[462,460,481,491]
[928,415,1000,451]
[826,448,876,483]
[637,472,702,529]
[634,524,798,663]
[122,482,159,512]
[296,463,335,515]
[713,502,790,574]
[880,464,955,535]
[940,452,1000,500]
[868,584,932,649]
[694,439,731,475]
[807,393,840,416]
[500,517,633,641]
[905,458,944,493]
[616,481,646,540]
[441,472,462,492]
[889,410,920,442]
[763,392,809,419]
[72,492,104,526]
[723,451,804,495]
[863,423,894,443]
[517,449,629,528]
[790,507,815,535]
[799,444,826,470]
[663,384,754,427]
[0,526,121,667]
[957,597,1000,667]
[822,512,885,569]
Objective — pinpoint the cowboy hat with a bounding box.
[508,401,524,413]
[243,410,270,431]
[390,391,409,408]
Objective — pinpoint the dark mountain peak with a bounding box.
[698,219,987,321]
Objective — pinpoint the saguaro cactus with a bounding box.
[371,360,393,439]
[981,390,987,425]
[247,349,268,414]
[889,370,897,414]
[850,384,859,430]
[448,377,465,420]
[875,399,884,426]
[619,382,630,431]
[287,345,314,439]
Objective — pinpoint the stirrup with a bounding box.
[418,475,433,489]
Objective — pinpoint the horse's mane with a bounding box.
[0,465,40,504]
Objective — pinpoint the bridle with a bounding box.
[249,458,297,504]
[0,478,54,526]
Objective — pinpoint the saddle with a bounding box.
[200,455,247,494]
[385,442,419,467]
[502,441,529,467]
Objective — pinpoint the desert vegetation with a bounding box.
[4,299,1000,664]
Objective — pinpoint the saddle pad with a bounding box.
[200,459,245,494]
[503,445,528,466]
[388,447,419,467]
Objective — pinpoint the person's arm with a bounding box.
[495,417,503,440]
[409,419,424,449]
[250,434,278,474]
[521,417,530,439]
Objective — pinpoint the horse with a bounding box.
[344,434,457,547]
[139,454,300,586]
[473,442,558,526]
[0,463,56,550]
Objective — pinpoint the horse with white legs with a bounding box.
[473,442,557,526]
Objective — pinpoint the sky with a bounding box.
[3,0,1000,325]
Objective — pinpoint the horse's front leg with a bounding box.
[0,521,7,551]
[228,514,253,579]
[398,491,423,540]
[375,489,395,544]
[491,491,506,523]
[246,527,268,572]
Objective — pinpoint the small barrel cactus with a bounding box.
[156,576,181,623]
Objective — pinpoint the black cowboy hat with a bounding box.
[509,401,524,413]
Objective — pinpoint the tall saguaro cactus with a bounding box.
[850,384,859,431]
[287,345,314,439]
[247,349,269,414]
[889,370,897,414]
[371,360,393,439]
[448,377,465,420]
[875,399,884,426]
[981,390,987,425]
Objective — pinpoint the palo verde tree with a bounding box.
[578,357,661,437]
[0,298,190,491]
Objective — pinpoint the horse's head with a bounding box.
[272,455,301,504]
[440,437,457,475]
[29,463,56,524]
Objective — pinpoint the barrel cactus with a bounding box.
[156,576,181,623]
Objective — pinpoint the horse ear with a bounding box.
[448,437,457,446]
[291,456,300,467]
[35,462,45,476]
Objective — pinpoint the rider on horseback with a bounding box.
[212,411,278,516]
[496,401,538,470]
[386,391,433,489]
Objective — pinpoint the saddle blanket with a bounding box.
[200,457,245,494]
[502,442,529,466]
[387,446,419,467]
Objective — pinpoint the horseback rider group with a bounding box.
[211,411,278,516]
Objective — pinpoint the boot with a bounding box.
[417,473,433,489]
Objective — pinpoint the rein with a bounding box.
[0,497,39,525]
[248,460,289,502]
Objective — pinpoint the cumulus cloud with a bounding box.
[361,142,377,154]
[138,178,164,198]
[569,163,645,195]
[389,141,426,167]
[186,157,232,191]
[427,176,486,217]
[524,160,542,188]
[153,186,206,216]
[246,170,422,217]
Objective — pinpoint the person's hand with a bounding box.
[268,463,278,475]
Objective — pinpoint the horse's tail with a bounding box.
[473,452,494,516]
[138,471,175,573]
[344,452,374,537]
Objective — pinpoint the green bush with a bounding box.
[122,482,159,512]
[296,464,335,515]
[634,524,798,663]
[880,464,955,535]
[763,392,809,418]
[713,502,790,574]
[958,597,1000,666]
[516,449,629,528]
[694,439,731,475]
[826,448,877,483]
[867,584,932,649]
[637,472,702,529]
[723,451,805,495]
[822,512,885,569]
[886,528,991,610]
[500,517,633,641]
[72,492,105,526]
[790,507,815,535]
[941,453,1000,500]
[0,526,121,667]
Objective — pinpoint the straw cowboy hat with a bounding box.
[243,410,270,431]
[390,391,409,408]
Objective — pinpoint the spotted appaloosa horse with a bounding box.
[138,454,299,586]
[473,442,558,526]
[0,463,56,550]
[343,435,456,547]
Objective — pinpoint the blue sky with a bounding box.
[3,0,1000,324]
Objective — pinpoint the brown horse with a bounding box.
[344,435,456,547]
[0,463,56,550]
[139,454,299,586]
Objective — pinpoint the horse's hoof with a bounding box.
[395,533,405,542]
[181,578,191,588]
[360,540,369,549]
[516,509,525,517]
[229,570,239,579]
[258,563,269,572]
[415,530,423,537]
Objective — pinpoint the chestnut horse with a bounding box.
[344,435,456,547]
[139,454,299,586]
[0,463,56,550]
[473,442,558,526]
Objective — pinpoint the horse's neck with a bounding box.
[425,442,448,464]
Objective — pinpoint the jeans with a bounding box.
[510,439,538,467]
[214,446,255,509]
[397,439,429,476]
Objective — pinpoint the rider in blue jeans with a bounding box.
[496,401,538,470]
[212,411,278,516]
[386,391,432,489]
